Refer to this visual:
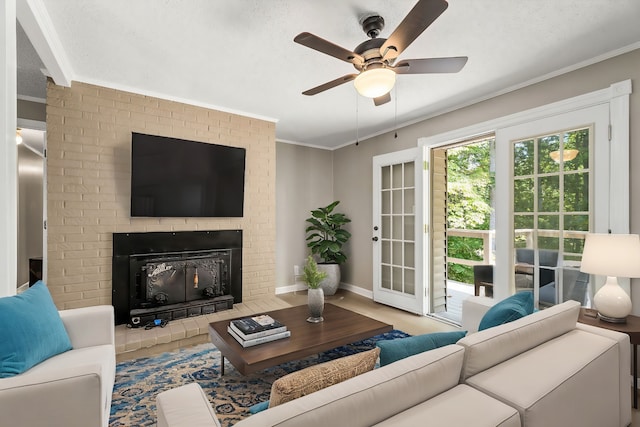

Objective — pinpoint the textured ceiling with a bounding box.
[17,0,640,148]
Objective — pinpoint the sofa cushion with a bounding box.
[0,281,72,378]
[465,329,620,426]
[458,300,581,381]
[268,347,380,408]
[478,291,534,331]
[376,330,467,366]
[370,384,520,427]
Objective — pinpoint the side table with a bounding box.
[578,308,640,409]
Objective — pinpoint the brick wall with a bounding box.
[45,81,276,310]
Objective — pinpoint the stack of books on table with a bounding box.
[228,314,290,348]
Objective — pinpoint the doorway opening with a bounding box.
[17,125,46,291]
[430,135,495,324]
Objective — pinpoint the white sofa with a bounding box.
[157,300,631,427]
[0,305,116,427]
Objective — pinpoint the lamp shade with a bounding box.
[354,68,396,98]
[580,233,640,278]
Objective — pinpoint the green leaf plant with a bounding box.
[305,201,352,264]
[302,256,327,289]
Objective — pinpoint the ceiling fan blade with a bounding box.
[393,57,468,74]
[374,93,392,106]
[294,32,364,66]
[380,0,449,61]
[302,74,358,96]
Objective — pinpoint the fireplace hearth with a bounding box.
[112,230,242,326]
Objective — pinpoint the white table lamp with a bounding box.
[580,233,640,323]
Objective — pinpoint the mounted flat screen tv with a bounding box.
[130,132,245,217]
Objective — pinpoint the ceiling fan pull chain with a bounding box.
[394,86,398,139]
[355,91,360,146]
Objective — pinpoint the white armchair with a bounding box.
[0,305,116,427]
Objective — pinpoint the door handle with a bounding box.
[372,236,379,242]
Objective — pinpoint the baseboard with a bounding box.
[17,282,30,294]
[339,282,373,299]
[275,283,307,294]
[275,282,374,300]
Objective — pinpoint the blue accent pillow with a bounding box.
[0,281,72,378]
[376,330,467,367]
[249,400,270,414]
[478,291,534,331]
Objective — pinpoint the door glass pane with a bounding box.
[404,242,415,268]
[404,268,415,294]
[538,135,560,174]
[404,216,415,241]
[538,215,559,230]
[564,173,589,212]
[514,140,534,176]
[563,234,585,255]
[392,164,403,188]
[392,267,403,292]
[381,265,391,289]
[514,214,534,230]
[538,176,559,212]
[514,178,534,212]
[564,214,588,231]
[392,190,402,214]
[404,162,415,187]
[392,216,402,239]
[404,189,414,213]
[382,191,391,214]
[392,241,402,265]
[381,216,391,238]
[564,129,589,172]
[382,166,391,189]
[538,234,559,251]
[381,241,391,264]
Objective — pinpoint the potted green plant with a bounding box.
[302,256,327,323]
[305,201,351,295]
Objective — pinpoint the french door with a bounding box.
[372,148,426,315]
[494,103,612,302]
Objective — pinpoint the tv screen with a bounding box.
[130,133,246,217]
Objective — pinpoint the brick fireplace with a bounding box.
[112,230,242,326]
[45,81,276,313]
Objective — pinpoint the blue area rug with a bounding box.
[109,329,409,427]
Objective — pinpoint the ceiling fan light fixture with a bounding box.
[354,68,396,98]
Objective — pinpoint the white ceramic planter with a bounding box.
[317,263,340,296]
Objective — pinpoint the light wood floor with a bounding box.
[278,289,459,336]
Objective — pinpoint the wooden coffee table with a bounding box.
[208,303,393,375]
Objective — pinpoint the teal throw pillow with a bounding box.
[0,281,72,378]
[249,400,270,414]
[376,330,467,367]
[478,291,534,331]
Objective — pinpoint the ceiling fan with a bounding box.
[294,0,467,106]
